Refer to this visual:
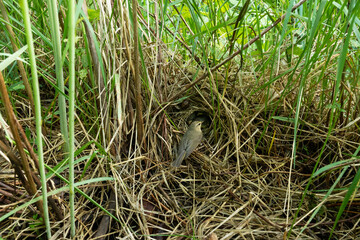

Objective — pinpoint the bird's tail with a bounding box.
[171,151,186,167]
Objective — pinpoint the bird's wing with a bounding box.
[172,134,190,167]
[183,133,202,159]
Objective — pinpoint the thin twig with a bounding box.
[0,71,44,218]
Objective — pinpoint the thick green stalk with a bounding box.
[67,0,76,237]
[19,0,51,238]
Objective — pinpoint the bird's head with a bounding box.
[190,120,203,131]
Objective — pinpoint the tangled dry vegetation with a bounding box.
[3,49,360,240]
[1,3,360,238]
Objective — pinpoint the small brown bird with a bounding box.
[172,120,203,167]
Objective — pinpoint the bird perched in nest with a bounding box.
[172,120,203,167]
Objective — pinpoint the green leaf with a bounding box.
[286,45,303,56]
[271,116,295,123]
[0,45,28,71]
[87,9,100,22]
[8,81,25,91]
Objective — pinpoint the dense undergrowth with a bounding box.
[1,0,360,239]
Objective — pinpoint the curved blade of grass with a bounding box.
[312,158,359,178]
[46,140,107,179]
[79,9,107,86]
[0,45,27,71]
[298,167,347,235]
[0,177,115,223]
